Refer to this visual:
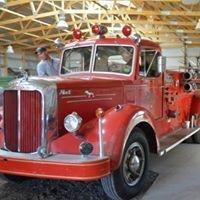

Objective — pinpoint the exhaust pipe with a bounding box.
[184,82,200,92]
[183,72,193,81]
[184,82,194,92]
[183,71,198,81]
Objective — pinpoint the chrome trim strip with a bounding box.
[38,90,45,149]
[61,93,116,99]
[98,117,104,158]
[96,94,116,97]
[159,127,200,156]
[61,95,85,99]
[0,149,108,163]
[17,90,21,152]
[67,98,112,103]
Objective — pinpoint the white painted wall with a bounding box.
[162,47,200,70]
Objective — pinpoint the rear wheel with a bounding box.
[183,137,193,144]
[193,131,200,144]
[101,128,149,200]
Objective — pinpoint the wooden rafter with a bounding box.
[0,0,199,50]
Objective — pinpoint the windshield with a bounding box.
[94,45,134,75]
[61,46,92,74]
[61,45,134,75]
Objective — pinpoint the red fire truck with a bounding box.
[0,25,200,200]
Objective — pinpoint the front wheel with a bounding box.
[101,128,149,200]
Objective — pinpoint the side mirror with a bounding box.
[158,56,166,73]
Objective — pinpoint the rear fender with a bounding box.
[191,95,200,117]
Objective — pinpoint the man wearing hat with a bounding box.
[35,47,60,76]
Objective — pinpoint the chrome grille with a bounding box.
[4,90,42,153]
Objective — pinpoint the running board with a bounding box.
[158,127,200,156]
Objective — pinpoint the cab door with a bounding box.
[134,48,163,119]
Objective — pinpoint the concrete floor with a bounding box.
[143,143,200,200]
[0,143,200,200]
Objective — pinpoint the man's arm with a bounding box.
[37,62,46,76]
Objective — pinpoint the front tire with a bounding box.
[101,128,149,200]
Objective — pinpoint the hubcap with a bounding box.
[123,142,145,186]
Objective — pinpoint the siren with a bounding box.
[132,33,141,45]
[122,25,132,37]
[91,24,108,38]
[72,29,82,40]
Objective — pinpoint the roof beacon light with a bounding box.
[122,25,132,37]
[92,24,100,34]
[72,29,82,40]
[91,24,108,38]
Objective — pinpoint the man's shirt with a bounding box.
[37,57,60,76]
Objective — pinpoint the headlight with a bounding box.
[64,112,82,132]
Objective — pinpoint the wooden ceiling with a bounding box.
[0,0,199,52]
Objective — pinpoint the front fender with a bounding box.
[85,104,157,170]
[50,104,158,171]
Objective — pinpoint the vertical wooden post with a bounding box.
[183,40,187,67]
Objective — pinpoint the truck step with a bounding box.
[158,127,200,156]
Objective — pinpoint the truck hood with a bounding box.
[35,75,125,135]
[8,74,125,135]
[27,74,126,89]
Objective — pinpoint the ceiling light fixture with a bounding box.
[99,0,113,6]
[117,0,136,8]
[160,11,171,15]
[182,0,199,4]
[196,19,200,30]
[7,45,14,54]
[185,40,192,44]
[57,13,68,30]
[176,29,184,33]
[0,0,6,7]
[170,20,178,25]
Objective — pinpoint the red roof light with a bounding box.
[122,25,132,37]
[92,24,100,34]
[72,29,82,40]
[91,24,108,38]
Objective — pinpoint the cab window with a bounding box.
[139,49,161,77]
[61,46,92,74]
[94,46,134,75]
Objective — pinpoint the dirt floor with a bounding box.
[0,178,107,200]
[0,171,157,200]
